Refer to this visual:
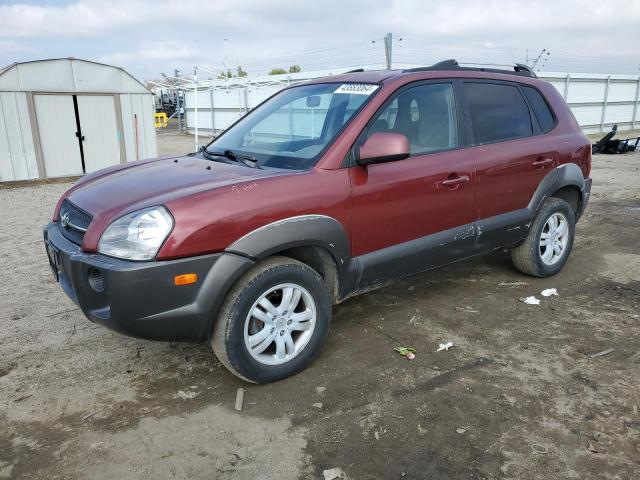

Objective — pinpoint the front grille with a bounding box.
[58,200,92,245]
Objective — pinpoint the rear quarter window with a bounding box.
[521,86,556,132]
[463,82,533,144]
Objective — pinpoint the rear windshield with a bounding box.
[206,83,379,170]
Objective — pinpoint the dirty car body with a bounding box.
[45,61,592,383]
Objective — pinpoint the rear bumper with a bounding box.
[43,222,254,342]
[578,177,592,219]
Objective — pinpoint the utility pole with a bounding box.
[384,32,393,70]
[224,38,229,77]
[194,66,199,152]
[224,38,229,91]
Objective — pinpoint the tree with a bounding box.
[237,66,248,77]
[269,68,287,75]
[218,70,233,79]
[288,65,302,73]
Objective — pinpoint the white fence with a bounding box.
[183,69,640,136]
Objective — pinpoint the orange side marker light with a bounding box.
[174,273,198,286]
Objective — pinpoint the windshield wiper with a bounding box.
[202,147,261,169]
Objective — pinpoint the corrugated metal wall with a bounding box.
[0,92,38,181]
[120,93,158,162]
[184,71,640,135]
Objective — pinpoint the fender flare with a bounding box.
[527,163,586,218]
[226,214,353,293]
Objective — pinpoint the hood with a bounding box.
[60,155,289,248]
[66,155,286,216]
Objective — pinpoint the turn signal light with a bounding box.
[174,273,198,286]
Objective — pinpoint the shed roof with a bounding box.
[0,58,150,94]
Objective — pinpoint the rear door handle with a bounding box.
[532,158,553,168]
[439,174,470,190]
[441,175,470,186]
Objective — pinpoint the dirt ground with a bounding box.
[1,136,639,479]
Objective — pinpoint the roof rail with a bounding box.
[344,68,365,73]
[403,59,537,78]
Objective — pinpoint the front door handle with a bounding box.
[532,158,553,168]
[439,174,470,190]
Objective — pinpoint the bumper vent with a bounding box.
[58,200,92,245]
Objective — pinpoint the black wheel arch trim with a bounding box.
[225,215,354,298]
[528,163,586,217]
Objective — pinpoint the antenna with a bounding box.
[531,49,550,70]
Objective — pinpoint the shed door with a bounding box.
[34,95,83,177]
[77,95,122,173]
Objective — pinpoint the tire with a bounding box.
[510,197,576,277]
[211,256,331,383]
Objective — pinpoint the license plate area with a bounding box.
[45,239,60,282]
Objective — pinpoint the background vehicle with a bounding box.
[44,60,592,383]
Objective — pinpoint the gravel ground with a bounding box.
[0,142,639,479]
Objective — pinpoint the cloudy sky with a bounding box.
[0,0,639,81]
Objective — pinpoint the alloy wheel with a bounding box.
[243,283,317,366]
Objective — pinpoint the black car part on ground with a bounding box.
[592,124,640,154]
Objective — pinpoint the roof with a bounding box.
[0,58,151,94]
[305,70,396,85]
[306,60,540,86]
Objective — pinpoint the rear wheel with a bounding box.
[510,197,576,277]
[211,257,331,383]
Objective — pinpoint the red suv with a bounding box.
[44,60,592,383]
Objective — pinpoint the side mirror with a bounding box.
[357,132,411,166]
[306,95,321,108]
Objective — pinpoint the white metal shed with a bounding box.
[0,58,157,182]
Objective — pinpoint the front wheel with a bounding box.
[211,257,331,383]
[510,197,576,277]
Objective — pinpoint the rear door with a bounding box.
[76,95,122,173]
[460,81,558,250]
[349,81,476,288]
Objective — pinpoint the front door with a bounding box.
[349,81,476,288]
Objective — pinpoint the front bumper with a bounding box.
[43,222,254,342]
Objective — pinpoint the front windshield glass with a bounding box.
[206,82,379,170]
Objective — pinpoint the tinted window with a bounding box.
[366,83,458,155]
[464,83,532,144]
[522,86,555,132]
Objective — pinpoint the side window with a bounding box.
[522,86,556,133]
[365,83,458,155]
[463,82,533,144]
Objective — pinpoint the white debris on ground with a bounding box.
[541,288,558,297]
[521,296,541,305]
[437,341,453,352]
[323,467,350,480]
[174,390,199,400]
[235,388,245,411]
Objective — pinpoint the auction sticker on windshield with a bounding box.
[334,84,379,95]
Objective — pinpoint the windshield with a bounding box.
[205,83,379,170]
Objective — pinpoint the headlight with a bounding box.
[97,206,173,260]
